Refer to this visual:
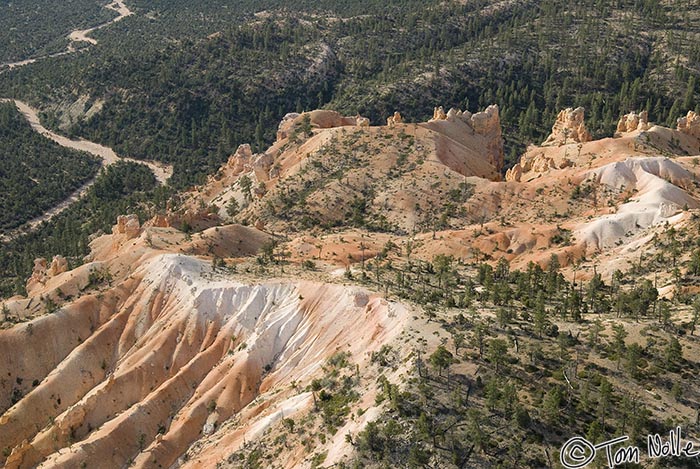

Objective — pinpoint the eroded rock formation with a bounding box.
[145,215,170,228]
[114,214,141,239]
[505,150,572,182]
[677,110,700,139]
[428,104,505,172]
[26,258,48,293]
[276,110,368,141]
[48,256,68,277]
[542,107,592,146]
[387,111,403,127]
[227,144,254,173]
[356,116,370,127]
[25,256,69,293]
[616,111,651,134]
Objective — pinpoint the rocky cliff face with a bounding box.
[542,107,592,146]
[426,104,504,172]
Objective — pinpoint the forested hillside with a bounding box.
[0,0,116,63]
[0,0,698,294]
[0,102,99,233]
[0,161,166,296]
[231,251,700,468]
[0,0,698,187]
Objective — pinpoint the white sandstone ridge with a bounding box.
[576,157,700,251]
[542,107,592,146]
[0,250,409,469]
[425,104,505,172]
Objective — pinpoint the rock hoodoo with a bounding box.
[356,116,370,127]
[431,106,447,121]
[225,143,277,184]
[505,150,572,182]
[226,144,254,174]
[387,111,403,127]
[114,214,141,239]
[25,255,69,292]
[48,256,68,277]
[616,111,651,134]
[542,107,592,146]
[25,258,48,292]
[145,215,170,228]
[677,110,700,139]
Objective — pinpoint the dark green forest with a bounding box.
[0,102,99,232]
[0,0,116,63]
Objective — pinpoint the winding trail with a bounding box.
[0,99,173,241]
[0,1,173,241]
[67,0,133,45]
[1,1,133,70]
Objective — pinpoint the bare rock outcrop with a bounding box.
[616,111,651,134]
[252,152,275,183]
[432,106,447,121]
[542,107,592,146]
[470,105,505,172]
[504,164,523,182]
[677,111,700,139]
[276,113,300,141]
[276,110,368,141]
[387,111,403,127]
[145,215,170,228]
[430,105,467,123]
[505,149,572,182]
[48,256,68,277]
[227,144,254,173]
[24,255,67,294]
[226,143,278,183]
[114,214,141,239]
[26,258,48,292]
[427,104,505,172]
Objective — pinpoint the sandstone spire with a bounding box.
[542,107,592,146]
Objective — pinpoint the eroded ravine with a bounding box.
[0,242,409,468]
